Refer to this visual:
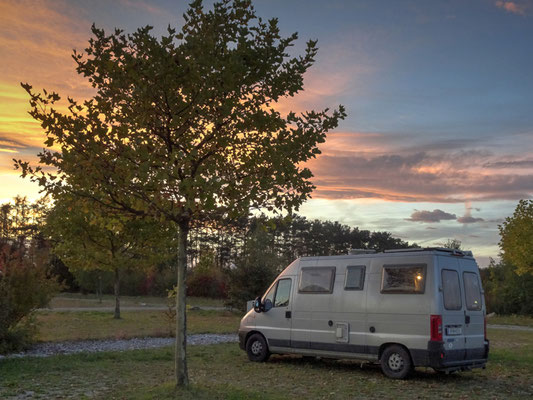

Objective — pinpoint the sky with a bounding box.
[1,0,532,266]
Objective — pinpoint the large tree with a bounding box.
[499,199,533,276]
[16,0,345,385]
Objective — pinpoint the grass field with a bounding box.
[35,309,241,341]
[487,314,533,328]
[49,293,225,309]
[1,327,532,399]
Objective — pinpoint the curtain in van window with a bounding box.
[299,267,335,293]
[381,265,426,293]
[345,266,365,290]
[463,272,482,311]
[442,269,462,310]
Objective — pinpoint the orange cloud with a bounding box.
[273,42,375,116]
[495,1,529,15]
[303,135,533,203]
[0,1,96,196]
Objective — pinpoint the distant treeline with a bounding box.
[2,196,532,316]
[0,196,415,302]
[187,214,415,270]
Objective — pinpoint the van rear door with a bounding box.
[460,259,486,360]
[438,256,466,361]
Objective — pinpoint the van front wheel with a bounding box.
[246,334,270,362]
[380,345,412,379]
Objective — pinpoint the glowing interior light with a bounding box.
[416,274,423,281]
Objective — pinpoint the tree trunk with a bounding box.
[97,272,103,304]
[113,267,120,319]
[175,221,189,387]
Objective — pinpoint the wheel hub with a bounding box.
[388,353,404,371]
[251,341,263,355]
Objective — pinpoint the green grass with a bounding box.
[1,328,532,399]
[487,314,533,328]
[50,293,225,309]
[36,309,241,341]
[488,328,533,367]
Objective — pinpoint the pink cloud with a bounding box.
[304,135,533,203]
[495,1,529,15]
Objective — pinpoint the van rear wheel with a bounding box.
[246,333,270,362]
[380,345,412,379]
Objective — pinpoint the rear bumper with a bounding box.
[424,340,489,372]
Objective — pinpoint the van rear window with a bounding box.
[299,267,335,293]
[463,272,482,311]
[442,269,462,310]
[381,264,426,294]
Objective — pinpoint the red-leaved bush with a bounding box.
[0,240,60,353]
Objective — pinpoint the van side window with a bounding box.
[381,264,426,294]
[463,272,482,311]
[299,267,335,293]
[263,283,276,304]
[345,266,365,290]
[441,269,462,310]
[274,279,292,307]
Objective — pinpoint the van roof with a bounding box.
[300,247,474,261]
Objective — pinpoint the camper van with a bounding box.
[238,248,489,379]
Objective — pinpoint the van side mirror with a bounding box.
[253,296,262,313]
[263,299,273,312]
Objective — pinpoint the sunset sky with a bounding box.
[1,0,532,266]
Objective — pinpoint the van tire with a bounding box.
[246,334,270,362]
[380,345,412,379]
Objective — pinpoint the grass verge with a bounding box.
[1,328,531,399]
[36,309,241,341]
[50,293,225,309]
[487,314,533,328]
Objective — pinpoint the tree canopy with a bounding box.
[45,194,177,318]
[16,0,346,385]
[499,199,533,275]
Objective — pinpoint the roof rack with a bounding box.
[348,249,377,255]
[383,247,473,257]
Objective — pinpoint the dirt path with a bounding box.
[0,334,238,359]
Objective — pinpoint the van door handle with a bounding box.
[465,315,470,324]
[285,311,292,319]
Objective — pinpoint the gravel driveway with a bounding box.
[0,334,238,360]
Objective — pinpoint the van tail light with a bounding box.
[430,314,443,342]
[484,316,487,341]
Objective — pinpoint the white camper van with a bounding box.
[238,248,489,379]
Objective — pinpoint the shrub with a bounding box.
[225,229,282,311]
[0,241,60,353]
[186,251,227,299]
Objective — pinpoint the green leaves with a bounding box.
[18,0,346,235]
[499,199,533,276]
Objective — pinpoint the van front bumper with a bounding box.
[238,330,248,350]
[423,340,489,372]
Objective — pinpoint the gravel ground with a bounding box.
[0,334,238,360]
